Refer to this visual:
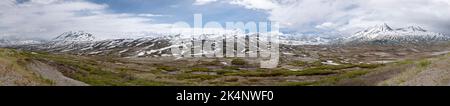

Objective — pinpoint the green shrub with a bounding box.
[418,60,431,68]
[356,64,382,69]
[191,67,210,72]
[224,71,283,77]
[291,69,336,76]
[395,60,414,65]
[289,60,308,66]
[231,58,247,65]
[282,81,318,86]
[318,70,370,85]
[216,70,234,75]
[282,70,370,86]
[224,69,336,77]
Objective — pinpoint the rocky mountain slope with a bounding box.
[345,23,449,44]
[13,31,278,57]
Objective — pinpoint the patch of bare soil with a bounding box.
[26,60,89,86]
[0,59,49,86]
[0,63,40,86]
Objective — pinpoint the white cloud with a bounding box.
[229,0,279,10]
[193,0,217,5]
[0,0,16,10]
[315,22,337,30]
[226,0,450,35]
[137,14,166,17]
[0,0,172,40]
[2,0,450,40]
[29,0,60,4]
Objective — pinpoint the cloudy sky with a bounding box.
[1,0,449,40]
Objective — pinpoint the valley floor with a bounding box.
[1,44,450,86]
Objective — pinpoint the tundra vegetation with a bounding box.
[1,44,450,86]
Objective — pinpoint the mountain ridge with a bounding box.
[3,24,450,57]
[345,23,449,44]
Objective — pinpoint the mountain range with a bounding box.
[345,23,449,44]
[1,23,449,57]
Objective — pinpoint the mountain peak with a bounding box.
[372,23,393,32]
[351,23,394,39]
[54,31,96,41]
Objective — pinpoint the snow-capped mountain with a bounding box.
[13,31,286,57]
[1,31,97,47]
[346,23,449,44]
[28,34,173,57]
[6,23,450,57]
[43,31,98,48]
[0,39,11,47]
[0,38,43,47]
[280,33,336,45]
[53,31,96,41]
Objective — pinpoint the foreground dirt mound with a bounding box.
[26,60,88,86]
[0,48,88,86]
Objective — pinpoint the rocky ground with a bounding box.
[0,49,87,86]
